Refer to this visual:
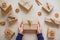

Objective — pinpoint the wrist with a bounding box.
[18,33,23,35]
[37,33,42,35]
[18,32,23,34]
[37,31,42,34]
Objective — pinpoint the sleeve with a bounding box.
[37,33,44,40]
[16,33,23,40]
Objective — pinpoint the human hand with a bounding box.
[18,22,24,34]
[37,21,42,34]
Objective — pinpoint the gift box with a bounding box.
[1,2,12,15]
[23,20,38,33]
[42,3,53,14]
[47,28,55,39]
[44,18,60,26]
[7,15,18,24]
[4,29,15,38]
[18,0,33,13]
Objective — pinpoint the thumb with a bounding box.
[20,21,23,27]
[38,21,40,27]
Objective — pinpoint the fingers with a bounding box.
[38,21,40,27]
[37,21,42,34]
[20,21,23,27]
[18,21,23,30]
[18,26,20,31]
[37,21,40,31]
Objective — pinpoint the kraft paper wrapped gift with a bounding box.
[42,3,53,13]
[1,2,12,15]
[44,18,60,26]
[7,15,18,24]
[47,28,55,39]
[18,0,33,13]
[4,29,15,38]
[23,20,38,33]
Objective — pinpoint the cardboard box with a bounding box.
[8,15,18,24]
[44,18,59,26]
[23,20,38,33]
[47,28,55,39]
[35,0,42,6]
[4,29,15,38]
[18,0,33,13]
[42,3,53,13]
[9,19,17,24]
[1,2,12,14]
